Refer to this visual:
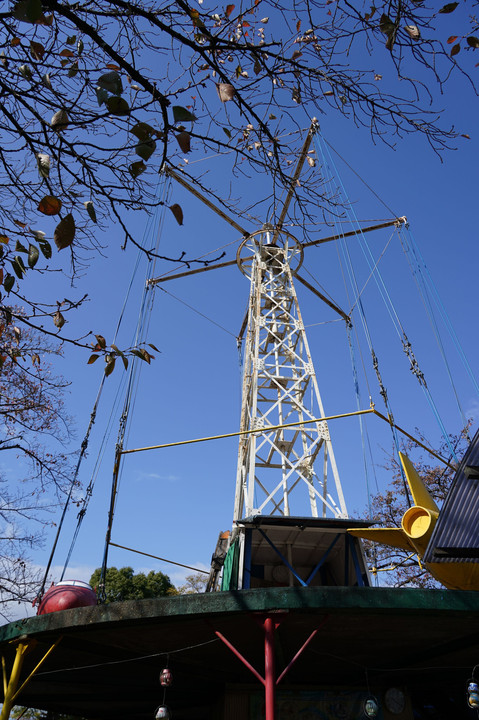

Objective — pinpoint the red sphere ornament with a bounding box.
[37,580,97,615]
[159,668,173,687]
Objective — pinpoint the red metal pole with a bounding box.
[264,616,276,720]
[213,630,265,685]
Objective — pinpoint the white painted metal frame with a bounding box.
[233,227,348,522]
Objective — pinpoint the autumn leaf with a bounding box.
[379,14,397,51]
[38,195,62,216]
[104,357,116,376]
[225,4,235,18]
[51,109,69,132]
[36,153,50,179]
[404,25,420,41]
[176,131,191,153]
[53,310,65,328]
[84,200,97,223]
[467,36,479,49]
[216,83,235,102]
[447,35,458,44]
[54,213,75,250]
[451,43,460,56]
[169,203,184,225]
[30,41,45,60]
[94,335,106,350]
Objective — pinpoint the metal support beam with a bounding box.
[264,617,276,720]
[213,613,327,720]
[302,217,407,250]
[271,120,318,244]
[0,637,62,720]
[163,166,252,237]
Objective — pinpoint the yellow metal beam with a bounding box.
[120,408,376,455]
[0,637,62,720]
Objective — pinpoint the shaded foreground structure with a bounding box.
[1,587,479,720]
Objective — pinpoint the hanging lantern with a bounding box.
[364,697,379,718]
[467,682,479,708]
[160,668,173,687]
[155,706,171,720]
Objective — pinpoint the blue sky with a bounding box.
[8,6,479,613]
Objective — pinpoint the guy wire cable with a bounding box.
[98,177,172,598]
[316,130,459,464]
[314,131,411,500]
[398,224,471,437]
[58,174,172,584]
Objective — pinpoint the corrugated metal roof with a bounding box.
[424,428,479,563]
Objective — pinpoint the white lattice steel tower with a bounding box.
[233,226,348,523]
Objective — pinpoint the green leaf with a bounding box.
[439,2,458,12]
[84,200,97,223]
[130,122,155,141]
[172,106,197,123]
[135,140,156,161]
[11,256,26,279]
[54,213,75,250]
[129,160,146,178]
[97,70,123,95]
[15,240,28,253]
[28,243,39,268]
[68,62,79,78]
[223,127,232,139]
[13,0,43,23]
[38,237,52,259]
[105,96,130,116]
[96,87,109,106]
[3,274,14,293]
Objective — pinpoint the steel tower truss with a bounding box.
[233,227,348,522]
